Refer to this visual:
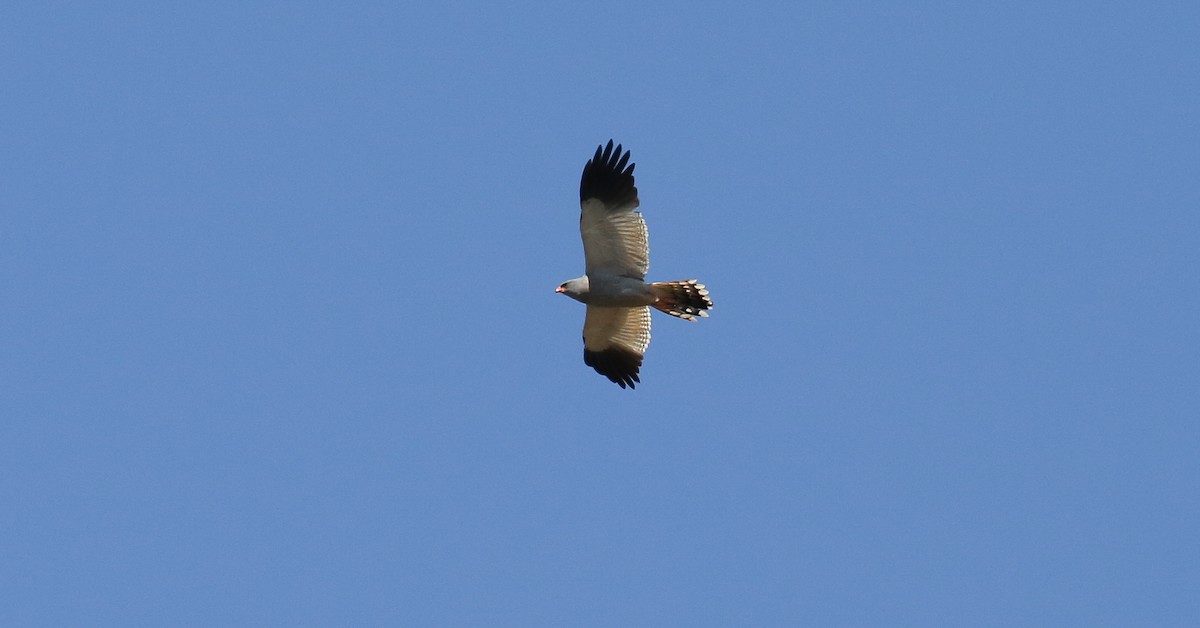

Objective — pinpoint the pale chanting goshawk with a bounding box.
[556,140,713,389]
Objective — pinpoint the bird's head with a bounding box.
[556,276,589,302]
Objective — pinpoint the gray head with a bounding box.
[555,276,590,303]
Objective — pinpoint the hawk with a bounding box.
[556,140,713,389]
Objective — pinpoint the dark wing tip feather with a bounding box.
[579,139,638,207]
[583,346,643,389]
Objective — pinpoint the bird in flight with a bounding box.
[556,140,713,389]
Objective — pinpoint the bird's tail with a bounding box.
[649,280,713,321]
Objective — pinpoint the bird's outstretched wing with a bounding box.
[579,140,649,279]
[582,305,652,389]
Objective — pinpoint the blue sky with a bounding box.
[3,2,1198,625]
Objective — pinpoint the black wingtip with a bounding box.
[579,140,638,207]
[583,346,642,390]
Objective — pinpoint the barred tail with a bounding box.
[649,280,713,321]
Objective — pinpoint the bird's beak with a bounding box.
[555,286,565,293]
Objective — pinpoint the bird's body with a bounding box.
[556,140,713,389]
[558,275,658,307]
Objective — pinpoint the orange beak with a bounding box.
[555,286,565,293]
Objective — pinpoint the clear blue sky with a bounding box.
[3,2,1198,625]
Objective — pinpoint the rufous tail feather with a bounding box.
[650,280,713,321]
